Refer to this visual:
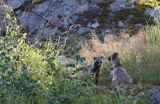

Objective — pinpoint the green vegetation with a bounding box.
[137,0,159,8]
[82,24,160,86]
[1,3,160,104]
[0,5,94,104]
[81,23,160,104]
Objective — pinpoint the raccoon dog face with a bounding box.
[108,52,120,65]
[93,56,103,68]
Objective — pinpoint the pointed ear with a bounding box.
[112,52,119,60]
[113,52,119,58]
[108,56,111,61]
[114,52,119,56]
[100,56,104,59]
[93,57,96,60]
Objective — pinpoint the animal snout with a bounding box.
[98,64,102,67]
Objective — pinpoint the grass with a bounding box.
[0,2,160,104]
[80,24,160,85]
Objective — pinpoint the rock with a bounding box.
[109,12,114,17]
[58,55,70,65]
[89,0,101,4]
[133,23,143,30]
[150,88,160,104]
[88,21,100,29]
[0,5,6,36]
[128,14,134,19]
[119,4,126,9]
[0,16,6,36]
[0,0,155,37]
[42,27,57,36]
[110,0,126,11]
[3,0,103,36]
[58,55,76,65]
[76,4,89,14]
[110,0,135,11]
[19,12,45,35]
[6,0,25,9]
[76,26,90,35]
[145,8,156,17]
[118,20,124,28]
[32,1,49,15]
[145,8,160,20]
[100,28,111,36]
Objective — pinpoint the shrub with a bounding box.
[0,4,94,104]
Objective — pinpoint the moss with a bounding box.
[110,5,154,25]
[76,11,99,26]
[136,98,148,104]
[77,4,111,28]
[99,0,115,4]
[137,0,159,8]
[77,0,155,36]
[83,11,99,20]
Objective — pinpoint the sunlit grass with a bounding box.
[81,24,160,85]
[0,2,159,104]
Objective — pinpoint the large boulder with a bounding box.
[0,5,6,36]
[7,0,25,9]
[0,0,158,37]
[110,0,136,11]
[5,0,97,36]
[145,8,160,20]
[150,88,160,104]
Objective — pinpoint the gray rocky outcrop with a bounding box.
[0,0,158,37]
[150,88,160,104]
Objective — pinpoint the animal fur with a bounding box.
[108,52,132,87]
[91,56,103,85]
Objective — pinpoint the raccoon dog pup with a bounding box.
[108,52,132,87]
[91,56,104,85]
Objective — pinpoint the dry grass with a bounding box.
[80,25,160,84]
[80,32,138,63]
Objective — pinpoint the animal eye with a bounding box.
[94,61,98,64]
[108,57,111,61]
[110,67,113,70]
[112,55,117,60]
[100,61,102,63]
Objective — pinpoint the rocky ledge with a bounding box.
[0,0,160,39]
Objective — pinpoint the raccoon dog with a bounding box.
[108,52,132,87]
[91,56,103,85]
